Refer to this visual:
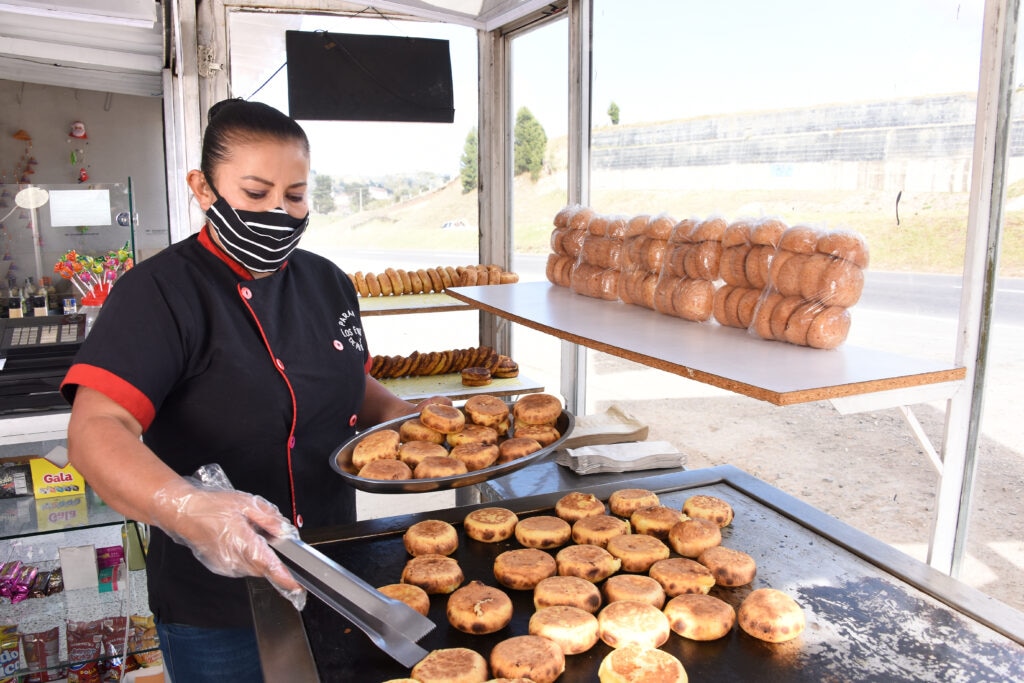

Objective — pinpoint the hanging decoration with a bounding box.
[67,120,91,182]
[8,130,35,184]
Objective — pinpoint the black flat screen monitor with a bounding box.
[285,30,455,123]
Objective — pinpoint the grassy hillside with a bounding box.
[303,170,1024,276]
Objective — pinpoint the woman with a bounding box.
[62,99,445,681]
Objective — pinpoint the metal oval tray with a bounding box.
[330,409,575,493]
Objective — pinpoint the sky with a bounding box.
[233,1,989,179]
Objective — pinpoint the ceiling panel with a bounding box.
[0,0,164,97]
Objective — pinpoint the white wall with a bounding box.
[0,79,169,259]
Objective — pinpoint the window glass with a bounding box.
[587,0,1020,610]
[229,10,482,356]
[510,17,570,391]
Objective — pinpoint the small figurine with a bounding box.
[78,168,89,183]
[69,121,87,139]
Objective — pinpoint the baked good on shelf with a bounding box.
[682,494,734,527]
[447,580,514,634]
[461,366,492,387]
[818,256,865,307]
[463,395,510,429]
[605,533,670,573]
[377,582,430,616]
[697,545,757,587]
[366,272,382,296]
[648,558,715,597]
[493,548,557,590]
[492,356,519,378]
[351,429,401,470]
[398,440,448,469]
[667,518,722,558]
[497,437,543,464]
[512,393,562,425]
[630,505,686,539]
[410,647,489,683]
[608,489,660,517]
[597,644,687,683]
[664,593,736,641]
[806,305,851,349]
[554,491,607,523]
[602,574,666,609]
[571,514,631,548]
[529,605,600,655]
[450,443,500,471]
[737,588,806,643]
[489,634,565,683]
[554,544,621,583]
[420,404,466,434]
[597,600,671,649]
[404,519,459,557]
[413,455,469,479]
[817,229,870,268]
[515,515,572,549]
[357,459,412,480]
[533,575,603,613]
[782,301,819,347]
[511,423,561,447]
[464,507,518,543]
[448,424,500,448]
[399,418,446,445]
[768,294,805,341]
[778,224,822,254]
[401,554,464,594]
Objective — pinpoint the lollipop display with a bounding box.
[53,242,133,306]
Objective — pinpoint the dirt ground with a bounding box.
[586,352,1024,614]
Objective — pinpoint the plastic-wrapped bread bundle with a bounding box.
[653,216,724,322]
[617,213,676,309]
[616,214,652,306]
[570,212,626,301]
[713,219,761,329]
[749,224,869,349]
[546,204,592,287]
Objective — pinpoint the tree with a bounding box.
[460,127,478,194]
[311,174,335,214]
[608,101,620,125]
[514,107,547,181]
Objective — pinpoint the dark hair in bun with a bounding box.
[200,99,309,179]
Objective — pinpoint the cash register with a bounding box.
[0,314,87,414]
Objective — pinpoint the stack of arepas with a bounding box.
[349,263,518,297]
[653,216,725,322]
[546,204,869,349]
[350,393,563,481]
[569,212,629,301]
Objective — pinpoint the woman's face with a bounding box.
[189,136,310,219]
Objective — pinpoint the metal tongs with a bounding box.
[268,535,436,667]
[190,464,435,668]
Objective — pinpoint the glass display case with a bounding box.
[0,180,136,313]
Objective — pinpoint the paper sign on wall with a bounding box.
[47,189,112,227]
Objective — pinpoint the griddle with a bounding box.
[254,465,1024,682]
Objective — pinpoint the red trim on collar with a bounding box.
[198,225,253,280]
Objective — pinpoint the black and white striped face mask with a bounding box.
[205,186,309,273]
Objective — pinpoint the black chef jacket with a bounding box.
[61,227,368,627]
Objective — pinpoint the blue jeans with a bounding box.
[155,622,264,682]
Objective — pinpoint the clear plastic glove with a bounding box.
[153,463,306,611]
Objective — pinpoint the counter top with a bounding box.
[253,465,1024,682]
[445,282,966,406]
